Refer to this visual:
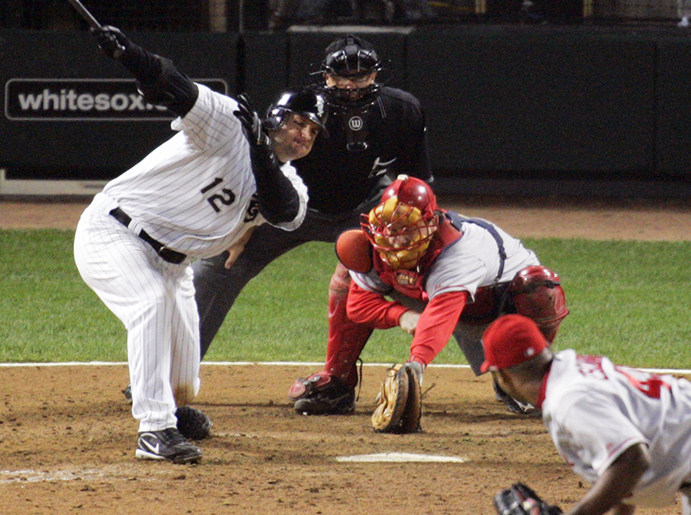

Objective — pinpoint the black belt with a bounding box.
[109,207,187,264]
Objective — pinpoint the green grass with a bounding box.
[2,229,690,369]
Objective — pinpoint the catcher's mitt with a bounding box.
[493,483,562,515]
[176,406,212,440]
[371,363,422,434]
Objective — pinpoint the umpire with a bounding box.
[192,34,433,405]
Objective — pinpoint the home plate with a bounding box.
[335,452,466,463]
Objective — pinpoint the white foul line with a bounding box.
[0,361,689,375]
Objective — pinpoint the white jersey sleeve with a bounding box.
[543,349,691,507]
[171,84,242,150]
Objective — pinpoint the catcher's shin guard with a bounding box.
[287,264,370,415]
[324,263,373,388]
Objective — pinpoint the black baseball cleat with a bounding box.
[293,387,356,415]
[122,384,132,403]
[493,379,541,417]
[135,428,202,464]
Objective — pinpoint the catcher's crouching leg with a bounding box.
[287,264,369,416]
[289,373,355,415]
[371,363,422,434]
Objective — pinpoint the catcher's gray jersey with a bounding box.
[351,216,539,300]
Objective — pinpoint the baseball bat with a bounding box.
[66,0,102,29]
[66,0,125,57]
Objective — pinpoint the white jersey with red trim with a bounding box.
[102,83,308,259]
[351,215,539,301]
[543,349,691,507]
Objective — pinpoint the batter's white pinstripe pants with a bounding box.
[74,193,201,432]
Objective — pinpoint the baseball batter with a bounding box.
[483,314,691,515]
[291,175,568,417]
[74,26,326,463]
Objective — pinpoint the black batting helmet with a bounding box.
[321,34,382,78]
[263,88,328,135]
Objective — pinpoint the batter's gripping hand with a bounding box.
[371,363,422,434]
[493,483,563,515]
[234,93,271,148]
[91,25,128,60]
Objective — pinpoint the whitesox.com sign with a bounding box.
[5,78,228,121]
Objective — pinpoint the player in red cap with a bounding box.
[483,314,691,515]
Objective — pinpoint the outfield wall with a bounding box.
[2,25,691,197]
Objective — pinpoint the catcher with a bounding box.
[289,175,568,432]
[484,314,691,515]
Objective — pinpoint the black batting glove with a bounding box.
[91,25,129,60]
[234,93,271,148]
[233,93,297,223]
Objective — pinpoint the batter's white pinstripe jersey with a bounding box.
[102,84,308,259]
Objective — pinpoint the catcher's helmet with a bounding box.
[263,88,328,134]
[362,175,439,270]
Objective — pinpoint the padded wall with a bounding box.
[407,27,656,174]
[0,30,237,179]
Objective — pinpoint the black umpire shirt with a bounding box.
[295,86,433,215]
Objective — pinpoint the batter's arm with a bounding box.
[91,26,198,117]
[233,93,301,225]
[564,443,649,515]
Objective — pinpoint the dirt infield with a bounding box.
[0,364,683,515]
[1,196,689,515]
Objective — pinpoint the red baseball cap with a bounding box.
[480,315,548,373]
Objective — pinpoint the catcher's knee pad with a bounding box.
[288,372,355,415]
[508,265,569,344]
